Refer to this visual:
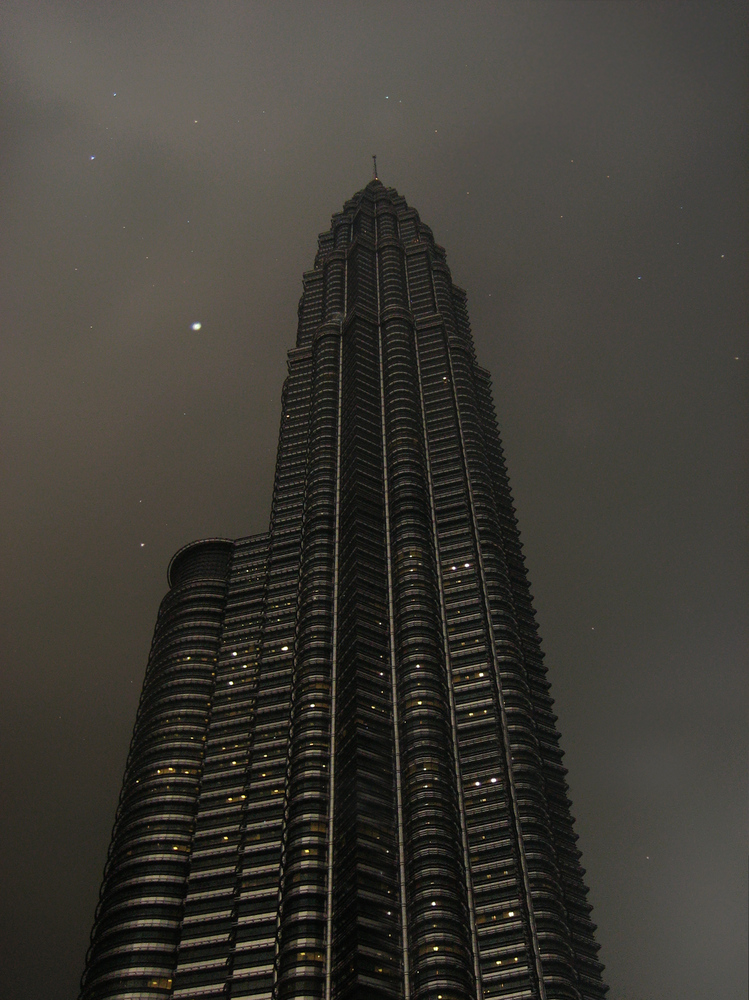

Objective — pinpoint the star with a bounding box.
[191,322,202,331]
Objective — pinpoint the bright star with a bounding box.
[191,322,202,331]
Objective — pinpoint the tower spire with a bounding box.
[372,154,378,180]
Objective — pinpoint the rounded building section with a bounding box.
[80,540,234,1000]
[167,538,235,589]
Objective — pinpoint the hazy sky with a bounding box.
[0,3,746,998]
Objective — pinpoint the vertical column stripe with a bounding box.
[323,321,344,999]
[375,210,412,1000]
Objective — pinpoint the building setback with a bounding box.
[80,179,607,1000]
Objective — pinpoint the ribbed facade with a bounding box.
[81,180,607,1000]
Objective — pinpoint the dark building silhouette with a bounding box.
[81,179,607,1000]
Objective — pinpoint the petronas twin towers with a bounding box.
[81,179,607,1000]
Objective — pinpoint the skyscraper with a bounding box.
[80,178,607,1000]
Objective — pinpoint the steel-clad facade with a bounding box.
[81,180,606,1000]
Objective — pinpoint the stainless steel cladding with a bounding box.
[80,181,607,1000]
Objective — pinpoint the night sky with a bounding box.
[1,3,746,998]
